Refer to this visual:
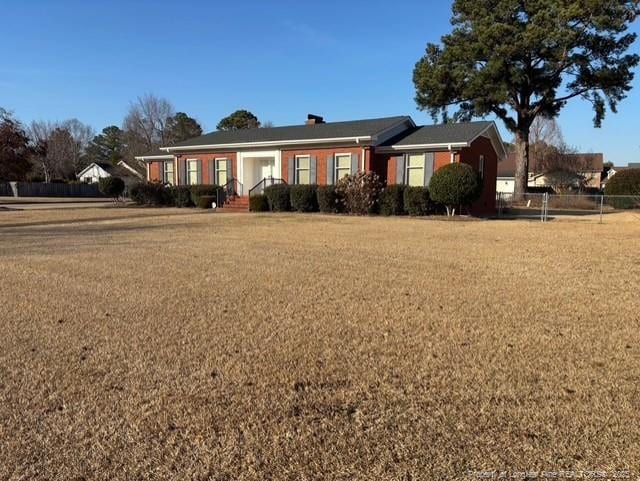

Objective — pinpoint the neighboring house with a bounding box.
[497,152,604,193]
[135,115,506,214]
[601,163,640,189]
[78,161,144,187]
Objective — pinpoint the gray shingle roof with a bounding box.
[380,121,494,147]
[135,147,173,159]
[95,162,140,179]
[168,116,411,148]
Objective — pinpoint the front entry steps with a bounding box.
[221,196,250,213]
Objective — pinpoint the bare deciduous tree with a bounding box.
[529,117,564,150]
[29,120,56,182]
[28,119,94,181]
[63,119,94,176]
[536,143,589,193]
[123,94,175,159]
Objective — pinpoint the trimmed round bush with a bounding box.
[264,184,291,211]
[130,182,167,206]
[317,185,341,213]
[249,194,269,212]
[403,186,431,216]
[197,195,216,209]
[429,163,482,216]
[190,184,223,206]
[380,184,406,216]
[167,185,193,207]
[290,184,319,212]
[99,177,125,200]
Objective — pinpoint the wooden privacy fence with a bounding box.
[0,182,105,198]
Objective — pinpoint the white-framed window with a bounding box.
[295,155,310,184]
[335,153,351,180]
[216,159,228,186]
[479,155,485,179]
[163,161,174,185]
[186,159,199,185]
[406,153,426,187]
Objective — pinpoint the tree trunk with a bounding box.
[514,129,530,197]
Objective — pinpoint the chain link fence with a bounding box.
[496,192,640,223]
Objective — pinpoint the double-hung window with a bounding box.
[406,153,425,187]
[295,155,310,184]
[216,159,228,186]
[187,159,199,185]
[163,161,174,185]
[335,153,351,180]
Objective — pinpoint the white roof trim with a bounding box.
[161,136,373,152]
[469,122,508,160]
[370,117,417,144]
[376,142,468,153]
[117,160,144,178]
[77,162,108,177]
[134,154,174,161]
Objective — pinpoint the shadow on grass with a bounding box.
[0,210,209,230]
[0,221,204,257]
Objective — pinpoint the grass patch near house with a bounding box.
[0,209,639,480]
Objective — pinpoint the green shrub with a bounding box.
[335,171,382,215]
[429,163,482,216]
[167,185,193,207]
[406,186,434,216]
[264,184,291,211]
[604,168,640,209]
[196,195,216,209]
[606,168,640,195]
[317,185,342,213]
[380,184,406,216]
[190,184,223,206]
[249,194,270,212]
[403,186,432,216]
[98,177,125,200]
[129,182,167,206]
[290,184,319,212]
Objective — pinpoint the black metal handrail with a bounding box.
[248,177,286,197]
[224,178,243,197]
[216,178,243,208]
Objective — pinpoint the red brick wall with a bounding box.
[281,146,364,185]
[373,141,497,216]
[379,150,459,184]
[459,136,498,215]
[173,152,237,185]
[148,161,162,182]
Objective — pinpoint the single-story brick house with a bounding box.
[136,115,506,214]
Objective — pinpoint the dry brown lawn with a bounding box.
[0,208,639,480]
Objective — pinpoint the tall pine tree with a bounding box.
[413,0,639,195]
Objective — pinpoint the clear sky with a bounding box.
[2,0,639,164]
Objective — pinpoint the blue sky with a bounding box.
[2,0,639,164]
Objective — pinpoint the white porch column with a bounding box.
[275,150,282,179]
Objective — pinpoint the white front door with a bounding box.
[260,159,274,179]
[238,150,281,193]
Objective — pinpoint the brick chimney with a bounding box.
[305,114,325,125]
